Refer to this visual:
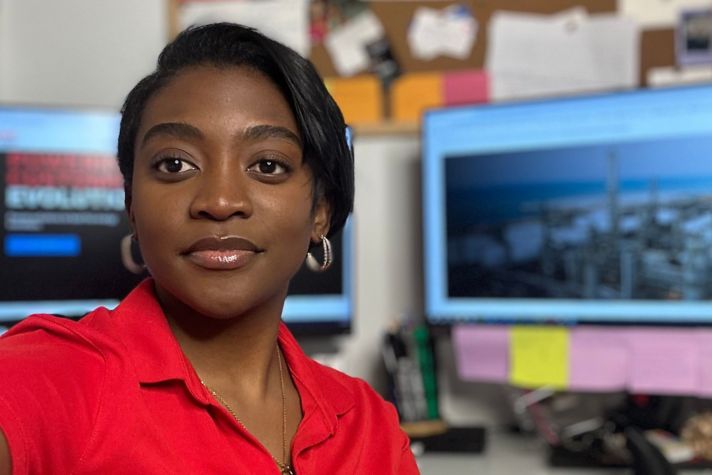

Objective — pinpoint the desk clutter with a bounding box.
[383,323,439,424]
[539,394,712,471]
[382,324,489,455]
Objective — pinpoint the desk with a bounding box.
[415,430,712,475]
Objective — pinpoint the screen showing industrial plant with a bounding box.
[0,107,352,331]
[423,85,712,324]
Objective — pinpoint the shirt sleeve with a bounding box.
[0,317,106,475]
[350,378,422,474]
[399,434,421,474]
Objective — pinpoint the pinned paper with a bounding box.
[648,65,712,87]
[180,0,309,56]
[325,10,384,77]
[453,325,509,382]
[569,327,629,392]
[390,72,443,122]
[620,0,712,28]
[628,329,699,395]
[486,9,638,101]
[510,326,569,389]
[408,5,477,61]
[324,75,383,125]
[443,70,488,106]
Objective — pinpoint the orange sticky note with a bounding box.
[325,75,383,125]
[391,73,444,122]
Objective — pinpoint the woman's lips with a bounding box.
[182,236,261,270]
[185,249,256,270]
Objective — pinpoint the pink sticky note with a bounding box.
[569,327,629,392]
[453,324,508,382]
[443,70,489,106]
[628,329,699,395]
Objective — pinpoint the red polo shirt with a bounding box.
[0,280,419,474]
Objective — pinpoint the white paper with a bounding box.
[325,10,384,77]
[408,5,477,61]
[620,0,712,28]
[648,65,712,87]
[180,0,310,57]
[486,9,639,102]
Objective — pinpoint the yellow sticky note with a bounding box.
[391,72,444,123]
[324,75,383,125]
[510,326,569,389]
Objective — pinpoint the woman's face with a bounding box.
[129,65,329,319]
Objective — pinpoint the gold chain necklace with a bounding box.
[201,347,294,475]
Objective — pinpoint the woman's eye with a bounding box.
[155,158,197,174]
[251,159,288,175]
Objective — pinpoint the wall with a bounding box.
[0,0,166,107]
[0,0,504,427]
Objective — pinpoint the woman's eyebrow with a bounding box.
[242,124,302,147]
[140,122,203,147]
[139,122,302,148]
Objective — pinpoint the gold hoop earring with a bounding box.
[306,234,332,272]
[120,234,146,274]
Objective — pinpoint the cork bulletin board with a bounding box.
[168,0,706,128]
[311,1,616,76]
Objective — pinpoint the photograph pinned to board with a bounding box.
[366,37,401,90]
[677,8,712,66]
[310,0,368,45]
[324,8,400,89]
[407,4,477,61]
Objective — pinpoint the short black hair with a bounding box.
[117,23,354,238]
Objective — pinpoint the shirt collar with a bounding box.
[109,279,355,430]
[278,322,355,433]
[110,278,192,384]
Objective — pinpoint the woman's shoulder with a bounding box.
[0,307,130,391]
[305,357,397,415]
[302,357,418,472]
[0,309,115,364]
[0,311,116,474]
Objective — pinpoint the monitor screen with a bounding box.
[0,105,352,332]
[423,85,712,325]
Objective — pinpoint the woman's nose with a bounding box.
[189,168,253,221]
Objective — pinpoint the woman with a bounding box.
[0,23,418,474]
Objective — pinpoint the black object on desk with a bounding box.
[625,426,677,475]
[549,441,712,471]
[410,426,486,454]
[548,444,627,468]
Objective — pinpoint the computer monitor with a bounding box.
[423,85,712,325]
[0,105,352,333]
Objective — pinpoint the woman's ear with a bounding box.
[311,197,331,242]
[125,196,137,237]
